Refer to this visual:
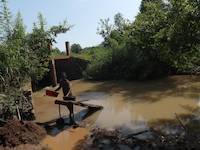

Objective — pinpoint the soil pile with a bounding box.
[0,119,46,148]
[0,144,49,150]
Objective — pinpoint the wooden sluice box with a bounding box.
[53,98,103,126]
[55,99,103,110]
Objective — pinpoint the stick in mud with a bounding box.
[125,130,149,139]
[174,113,187,131]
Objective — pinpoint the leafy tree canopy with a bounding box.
[71,43,82,53]
[85,0,200,80]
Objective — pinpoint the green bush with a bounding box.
[84,47,113,80]
[0,1,71,120]
[84,0,200,80]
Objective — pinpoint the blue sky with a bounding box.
[9,0,142,50]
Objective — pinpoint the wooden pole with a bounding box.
[65,41,71,56]
[51,59,57,86]
[16,105,21,121]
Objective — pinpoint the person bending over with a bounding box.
[55,72,75,124]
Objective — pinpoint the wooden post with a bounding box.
[50,59,57,86]
[65,41,71,56]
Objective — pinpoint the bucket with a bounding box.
[46,90,59,97]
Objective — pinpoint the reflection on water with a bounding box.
[39,75,200,150]
[73,76,200,130]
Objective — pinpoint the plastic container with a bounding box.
[46,90,59,97]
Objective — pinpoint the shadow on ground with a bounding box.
[39,108,102,137]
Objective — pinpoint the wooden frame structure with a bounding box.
[50,42,71,86]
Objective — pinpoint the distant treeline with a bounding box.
[82,0,200,80]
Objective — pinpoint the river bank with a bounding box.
[74,116,200,150]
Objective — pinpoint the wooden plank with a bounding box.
[55,100,103,109]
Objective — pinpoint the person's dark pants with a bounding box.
[63,96,76,124]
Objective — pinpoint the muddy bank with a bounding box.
[75,113,200,150]
[0,120,46,148]
[0,144,49,150]
[75,128,200,150]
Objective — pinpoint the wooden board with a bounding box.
[55,100,103,110]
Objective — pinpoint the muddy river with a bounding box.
[33,75,200,150]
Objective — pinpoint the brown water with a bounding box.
[33,75,200,150]
[42,128,89,150]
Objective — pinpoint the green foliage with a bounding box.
[50,47,65,56]
[50,20,72,38]
[0,3,71,120]
[97,18,113,47]
[27,14,50,81]
[0,69,23,120]
[83,46,113,80]
[71,43,82,53]
[0,6,30,120]
[0,0,12,41]
[27,13,71,81]
[85,0,200,80]
[140,0,163,13]
[97,13,129,48]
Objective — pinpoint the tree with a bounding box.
[51,47,65,56]
[85,0,200,80]
[27,13,72,81]
[0,9,29,120]
[97,13,128,48]
[12,12,26,40]
[0,10,27,84]
[71,43,82,53]
[0,0,12,41]
[0,8,71,120]
[6,11,29,77]
[97,18,113,46]
[114,13,126,31]
[140,0,163,13]
[0,0,72,120]
[154,0,200,72]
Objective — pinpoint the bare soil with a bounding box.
[0,144,49,150]
[0,119,46,148]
